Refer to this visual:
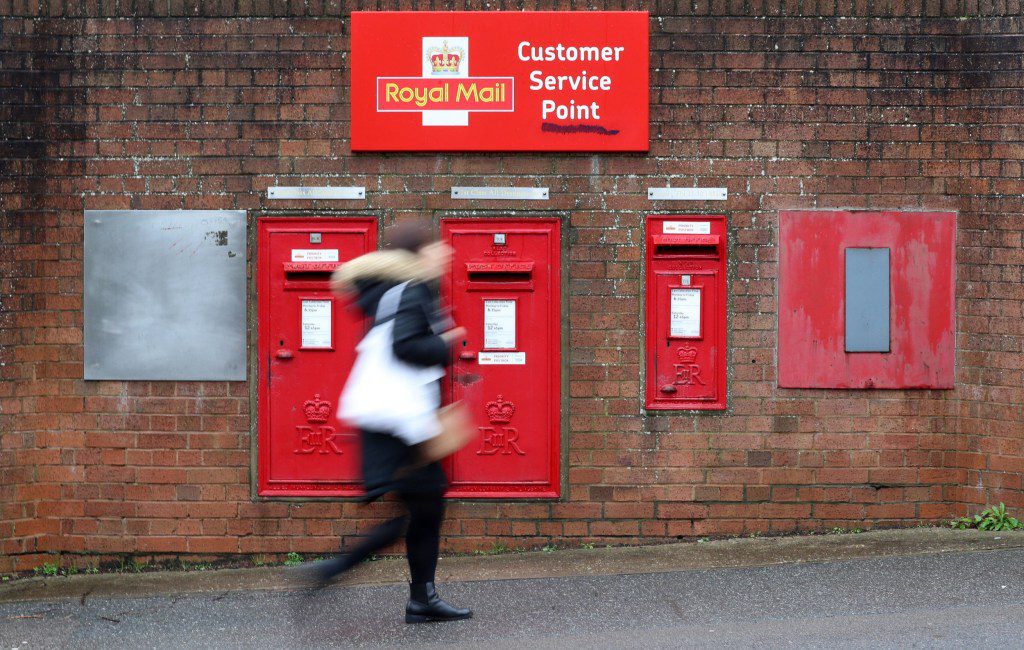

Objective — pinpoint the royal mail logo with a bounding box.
[376,36,514,125]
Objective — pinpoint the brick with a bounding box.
[1,8,1021,567]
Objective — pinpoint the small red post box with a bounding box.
[645,215,728,410]
[441,218,561,498]
[256,217,377,497]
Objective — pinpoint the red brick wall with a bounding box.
[1,15,82,571]
[2,2,1022,572]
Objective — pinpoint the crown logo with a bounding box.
[427,41,463,75]
[303,394,331,424]
[677,346,698,363]
[485,395,516,424]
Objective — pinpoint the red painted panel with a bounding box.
[441,219,561,498]
[645,215,728,410]
[778,211,956,389]
[351,11,649,151]
[257,218,377,497]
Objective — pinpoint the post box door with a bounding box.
[441,218,561,498]
[645,215,728,410]
[650,270,721,406]
[257,218,377,497]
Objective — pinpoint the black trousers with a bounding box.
[324,489,446,586]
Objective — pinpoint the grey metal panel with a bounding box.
[84,210,247,380]
[845,248,890,353]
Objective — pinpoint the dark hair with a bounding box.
[385,221,435,253]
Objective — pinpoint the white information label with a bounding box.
[478,352,526,365]
[663,221,712,235]
[301,300,332,348]
[484,300,516,349]
[670,289,701,338]
[291,249,339,262]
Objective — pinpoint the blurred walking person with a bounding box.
[299,221,472,624]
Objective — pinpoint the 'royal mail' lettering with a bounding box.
[378,78,513,112]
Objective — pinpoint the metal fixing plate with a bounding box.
[267,186,366,200]
[648,187,728,201]
[451,187,549,200]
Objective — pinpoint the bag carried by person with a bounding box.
[338,282,445,445]
[418,401,475,463]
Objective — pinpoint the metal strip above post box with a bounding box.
[451,187,549,200]
[267,186,366,200]
[648,187,728,201]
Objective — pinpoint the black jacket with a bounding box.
[353,278,452,369]
[333,251,453,500]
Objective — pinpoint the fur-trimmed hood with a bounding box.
[330,250,434,295]
[332,250,443,321]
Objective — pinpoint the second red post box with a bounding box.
[645,215,728,410]
[441,218,562,498]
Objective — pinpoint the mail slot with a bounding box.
[256,217,377,497]
[645,215,727,410]
[651,233,721,251]
[442,218,561,498]
[465,261,535,290]
[283,262,339,290]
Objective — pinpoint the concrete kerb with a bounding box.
[1,528,1021,605]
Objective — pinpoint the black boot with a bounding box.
[405,582,473,623]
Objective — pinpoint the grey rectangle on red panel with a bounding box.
[845,248,890,353]
[84,210,247,380]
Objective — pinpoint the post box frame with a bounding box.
[251,215,379,500]
[644,215,729,411]
[439,213,569,501]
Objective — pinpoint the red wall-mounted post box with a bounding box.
[645,215,728,410]
[257,218,377,497]
[441,218,561,498]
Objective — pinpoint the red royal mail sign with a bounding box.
[350,11,649,152]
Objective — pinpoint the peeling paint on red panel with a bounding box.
[778,211,955,389]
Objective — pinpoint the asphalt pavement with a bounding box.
[2,537,1023,648]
